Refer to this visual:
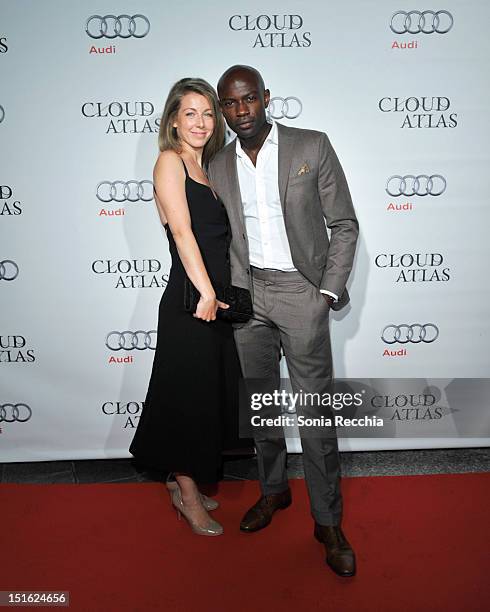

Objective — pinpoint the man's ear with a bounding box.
[264,89,270,108]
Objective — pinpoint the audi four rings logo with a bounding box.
[0,404,32,423]
[96,181,154,203]
[267,97,302,120]
[390,10,453,34]
[106,331,157,351]
[0,260,19,281]
[386,175,447,197]
[86,14,150,39]
[382,324,439,344]
[0,104,4,123]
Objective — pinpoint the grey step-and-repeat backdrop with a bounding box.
[1,0,489,461]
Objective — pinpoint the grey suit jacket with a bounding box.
[207,122,358,311]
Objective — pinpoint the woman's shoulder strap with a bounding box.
[180,157,189,177]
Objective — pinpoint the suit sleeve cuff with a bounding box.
[320,289,338,301]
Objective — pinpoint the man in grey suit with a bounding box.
[208,65,359,576]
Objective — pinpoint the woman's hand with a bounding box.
[194,295,229,322]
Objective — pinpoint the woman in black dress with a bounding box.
[129,78,245,536]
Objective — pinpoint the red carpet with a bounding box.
[1,473,489,612]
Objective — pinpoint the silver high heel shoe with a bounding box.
[165,474,219,511]
[170,487,223,536]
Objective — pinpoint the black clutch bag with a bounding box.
[184,276,253,323]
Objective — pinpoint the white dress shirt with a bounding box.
[235,120,338,301]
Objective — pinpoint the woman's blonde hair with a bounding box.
[158,78,225,167]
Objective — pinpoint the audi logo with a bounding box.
[105,331,157,351]
[382,324,439,344]
[0,403,32,423]
[390,10,453,34]
[386,175,446,197]
[0,104,4,123]
[267,97,302,120]
[96,180,154,203]
[86,14,150,39]
[0,260,19,281]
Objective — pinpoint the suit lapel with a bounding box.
[277,123,296,214]
[224,123,295,226]
[225,142,246,233]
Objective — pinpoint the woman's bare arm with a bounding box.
[153,150,227,320]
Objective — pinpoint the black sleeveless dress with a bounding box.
[129,160,248,483]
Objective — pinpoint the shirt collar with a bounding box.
[235,120,277,158]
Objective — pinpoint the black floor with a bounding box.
[2,447,489,484]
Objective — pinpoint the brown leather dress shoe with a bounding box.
[240,489,292,532]
[314,523,356,577]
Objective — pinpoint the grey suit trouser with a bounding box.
[233,267,342,525]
